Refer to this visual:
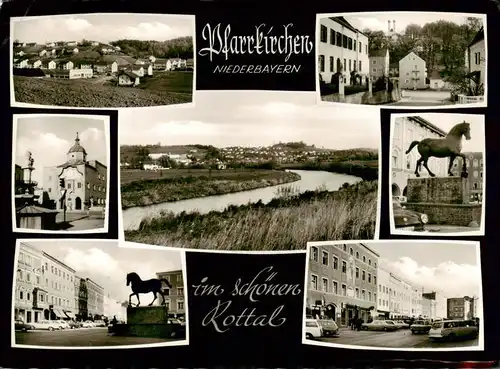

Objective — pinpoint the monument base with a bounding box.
[405,202,481,227]
[407,177,469,205]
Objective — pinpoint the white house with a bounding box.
[16,50,26,56]
[465,27,485,86]
[143,63,153,76]
[118,70,140,86]
[39,49,47,57]
[94,60,118,74]
[66,41,78,46]
[47,60,57,69]
[31,59,42,68]
[153,58,170,71]
[391,115,448,197]
[45,42,56,47]
[13,58,29,68]
[369,48,390,80]
[50,49,57,56]
[131,65,145,77]
[149,55,156,63]
[58,60,74,70]
[49,68,93,79]
[398,51,427,90]
[428,70,450,90]
[317,16,370,85]
[73,48,79,54]
[169,58,187,69]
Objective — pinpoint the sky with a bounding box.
[119,91,381,149]
[15,115,108,185]
[371,241,482,310]
[19,241,183,309]
[12,13,193,44]
[406,113,485,152]
[343,12,481,34]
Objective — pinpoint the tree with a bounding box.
[363,29,389,52]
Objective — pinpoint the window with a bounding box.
[48,188,52,193]
[474,171,478,178]
[350,247,353,256]
[355,267,359,278]
[368,273,371,283]
[374,276,377,285]
[20,290,24,299]
[330,29,335,45]
[353,40,356,51]
[362,270,366,280]
[311,275,318,290]
[332,256,338,269]
[322,278,328,292]
[178,287,184,296]
[359,60,362,72]
[356,252,359,259]
[372,60,376,65]
[36,276,40,284]
[365,45,368,54]
[329,56,334,72]
[342,261,347,273]
[27,273,30,282]
[359,42,362,53]
[177,275,182,282]
[322,251,329,265]
[342,244,347,252]
[320,25,327,43]
[362,290,366,300]
[343,59,346,71]
[342,35,348,48]
[336,32,342,46]
[67,183,71,189]
[405,79,410,83]
[368,292,372,301]
[319,55,325,73]
[177,301,184,310]
[363,256,366,263]
[77,182,82,189]
[349,59,351,71]
[311,247,318,262]
[341,284,347,296]
[332,281,338,294]
[473,159,478,167]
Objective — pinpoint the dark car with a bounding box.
[68,321,82,329]
[410,319,433,334]
[15,319,34,332]
[318,319,340,337]
[393,201,428,231]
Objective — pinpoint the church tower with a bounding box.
[67,132,87,164]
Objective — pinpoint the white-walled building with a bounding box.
[399,51,427,90]
[391,116,448,197]
[465,27,486,86]
[317,16,370,85]
[376,267,391,318]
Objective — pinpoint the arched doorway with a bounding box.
[75,197,82,210]
[325,303,336,320]
[392,183,401,196]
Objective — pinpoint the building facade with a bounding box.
[307,243,379,327]
[369,48,390,80]
[450,152,484,202]
[155,270,185,318]
[447,296,475,320]
[14,242,49,323]
[86,278,104,319]
[74,275,89,321]
[43,133,107,211]
[392,116,448,197]
[318,17,370,85]
[399,51,427,90]
[465,27,485,86]
[42,251,77,321]
[376,267,391,318]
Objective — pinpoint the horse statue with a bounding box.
[405,121,471,178]
[126,272,173,307]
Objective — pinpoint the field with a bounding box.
[124,181,378,251]
[13,71,193,107]
[120,168,301,208]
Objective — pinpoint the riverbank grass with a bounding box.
[120,168,301,209]
[124,183,378,250]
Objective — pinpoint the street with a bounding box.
[423,224,481,233]
[54,211,105,231]
[385,90,454,106]
[317,328,479,348]
[15,327,183,347]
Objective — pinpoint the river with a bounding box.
[122,170,362,230]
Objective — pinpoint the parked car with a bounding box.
[394,320,410,329]
[393,201,428,231]
[31,320,60,331]
[67,321,82,329]
[410,319,433,334]
[56,320,71,329]
[82,321,94,328]
[361,320,398,331]
[304,318,323,339]
[317,319,340,337]
[93,320,106,327]
[428,319,479,341]
[14,319,34,332]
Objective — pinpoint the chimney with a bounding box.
[388,20,391,32]
[393,20,396,32]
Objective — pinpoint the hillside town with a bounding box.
[12,40,194,85]
[120,143,377,170]
[318,15,485,106]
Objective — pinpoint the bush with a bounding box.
[344,85,368,95]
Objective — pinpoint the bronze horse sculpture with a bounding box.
[405,121,471,178]
[126,272,173,307]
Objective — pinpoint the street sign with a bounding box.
[59,188,67,199]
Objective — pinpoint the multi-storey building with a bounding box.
[369,48,390,80]
[74,275,89,321]
[42,251,77,321]
[43,132,107,211]
[392,116,448,197]
[86,278,104,319]
[422,291,438,319]
[376,267,391,319]
[14,242,49,323]
[447,296,475,320]
[307,243,379,327]
[465,27,485,86]
[156,270,185,318]
[317,16,370,85]
[450,152,484,202]
[399,51,427,90]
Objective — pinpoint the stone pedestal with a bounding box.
[338,76,345,96]
[127,306,168,324]
[405,177,481,227]
[112,306,176,339]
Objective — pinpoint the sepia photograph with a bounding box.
[119,91,381,251]
[303,240,483,351]
[12,114,110,233]
[390,113,485,236]
[316,12,486,108]
[12,239,188,348]
[10,13,194,108]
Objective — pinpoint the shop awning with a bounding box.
[52,309,64,318]
[64,311,76,319]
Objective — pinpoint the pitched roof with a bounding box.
[429,70,442,80]
[369,48,389,57]
[16,204,58,215]
[119,70,140,79]
[468,27,484,47]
